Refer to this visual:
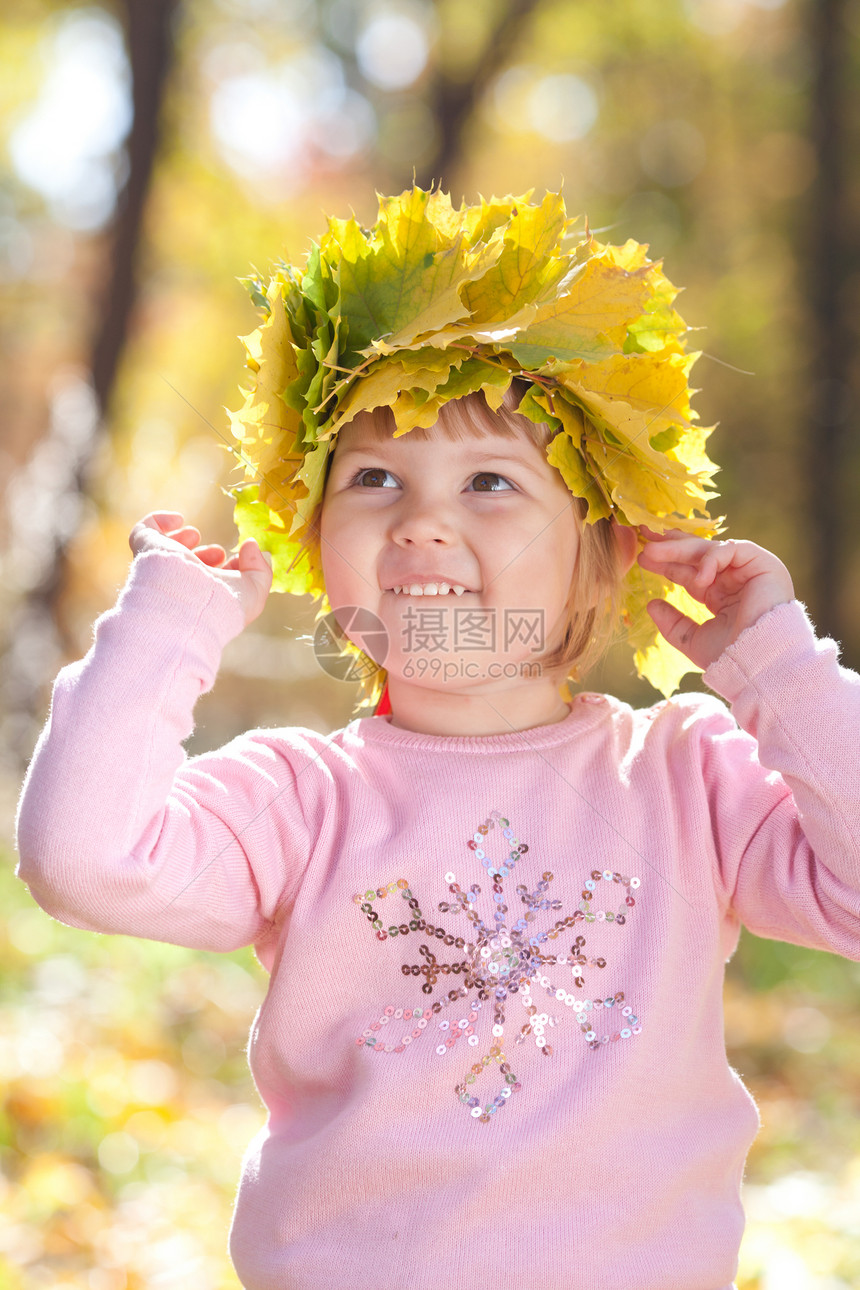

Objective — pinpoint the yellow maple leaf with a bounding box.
[555,349,697,429]
[460,190,573,324]
[229,279,311,526]
[533,393,614,522]
[508,251,653,365]
[622,565,711,696]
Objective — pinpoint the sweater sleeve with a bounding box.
[699,598,860,957]
[15,549,314,953]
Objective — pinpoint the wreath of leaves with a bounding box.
[227,186,721,698]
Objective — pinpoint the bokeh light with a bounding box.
[9,8,131,230]
[356,2,431,91]
[528,73,599,143]
[210,47,376,187]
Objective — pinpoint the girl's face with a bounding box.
[319,417,581,729]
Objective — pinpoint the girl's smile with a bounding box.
[319,418,581,734]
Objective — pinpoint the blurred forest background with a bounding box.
[1,0,860,1286]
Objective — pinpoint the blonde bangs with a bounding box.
[342,381,555,449]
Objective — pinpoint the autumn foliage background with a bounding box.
[2,1,860,1287]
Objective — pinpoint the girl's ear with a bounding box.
[611,519,638,575]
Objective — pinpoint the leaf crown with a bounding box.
[228,185,721,699]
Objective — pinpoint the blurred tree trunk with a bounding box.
[804,0,853,646]
[5,0,179,761]
[91,0,179,413]
[38,0,180,615]
[416,0,542,188]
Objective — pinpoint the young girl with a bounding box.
[15,188,860,1290]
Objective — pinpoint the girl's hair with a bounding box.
[314,380,629,690]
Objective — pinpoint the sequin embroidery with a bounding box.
[352,811,642,1124]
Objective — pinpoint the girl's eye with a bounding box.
[469,472,515,493]
[354,467,398,489]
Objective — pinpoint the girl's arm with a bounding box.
[641,531,860,954]
[700,598,860,953]
[14,513,312,953]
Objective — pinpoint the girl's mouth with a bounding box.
[389,584,472,596]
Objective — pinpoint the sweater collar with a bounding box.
[346,692,613,754]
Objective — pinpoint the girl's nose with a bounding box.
[389,498,457,547]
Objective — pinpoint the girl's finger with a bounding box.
[222,541,269,573]
[692,549,722,589]
[165,525,201,549]
[639,556,706,589]
[237,538,273,573]
[193,544,228,566]
[148,510,186,531]
[640,535,713,563]
[129,512,186,551]
[691,541,741,588]
[646,598,703,660]
[640,538,741,589]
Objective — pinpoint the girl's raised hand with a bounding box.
[637,529,795,671]
[129,511,272,626]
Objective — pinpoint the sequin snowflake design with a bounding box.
[352,809,642,1124]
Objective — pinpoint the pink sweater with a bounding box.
[15,550,860,1290]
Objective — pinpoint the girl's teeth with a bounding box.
[391,584,470,595]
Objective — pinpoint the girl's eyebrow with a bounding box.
[329,443,389,460]
[466,449,546,476]
[332,442,546,476]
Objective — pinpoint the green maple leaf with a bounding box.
[389,357,513,435]
[324,350,462,437]
[624,276,687,354]
[321,189,504,365]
